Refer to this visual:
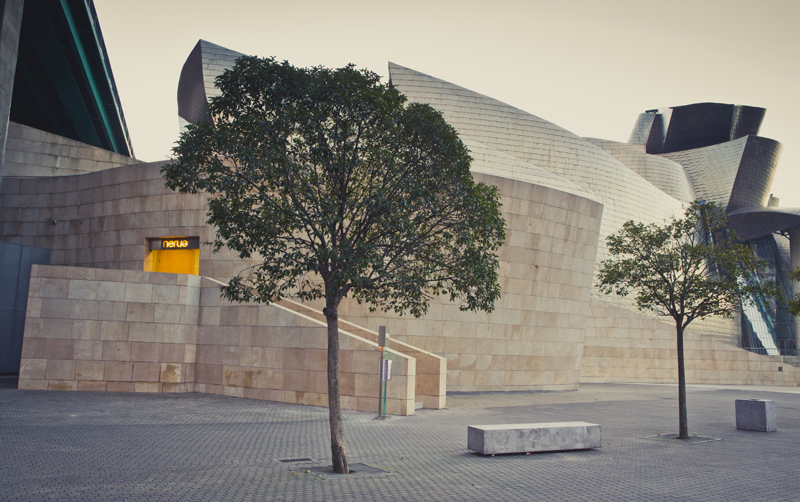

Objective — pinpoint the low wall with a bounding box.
[279,299,446,409]
[581,299,800,386]
[18,265,200,393]
[17,265,418,415]
[195,278,416,415]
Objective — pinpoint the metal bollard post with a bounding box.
[381,359,392,417]
[375,326,387,419]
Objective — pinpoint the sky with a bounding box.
[94,0,800,206]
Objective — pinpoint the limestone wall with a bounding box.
[310,173,604,392]
[581,298,800,386]
[4,122,140,177]
[193,278,416,415]
[279,298,446,409]
[0,161,251,277]
[18,265,200,393]
[0,161,605,393]
[18,265,418,415]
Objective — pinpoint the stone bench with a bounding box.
[467,421,601,455]
[735,399,776,432]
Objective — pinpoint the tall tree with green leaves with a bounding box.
[598,201,775,439]
[162,56,506,474]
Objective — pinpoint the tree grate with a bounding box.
[278,457,313,463]
[308,463,391,477]
[645,434,721,443]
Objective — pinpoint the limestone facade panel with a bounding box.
[18,265,420,415]
[1,158,606,393]
[4,123,139,177]
[581,298,799,386]
[0,161,253,276]
[305,173,604,392]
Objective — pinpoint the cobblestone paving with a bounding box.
[1,376,798,501]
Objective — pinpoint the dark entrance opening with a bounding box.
[0,241,50,374]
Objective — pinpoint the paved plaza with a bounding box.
[1,376,798,501]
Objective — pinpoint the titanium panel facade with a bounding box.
[584,138,696,203]
[177,40,242,130]
[386,62,686,291]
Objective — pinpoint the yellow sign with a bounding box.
[150,237,199,250]
[162,239,189,249]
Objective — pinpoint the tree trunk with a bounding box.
[324,295,349,474]
[676,322,689,439]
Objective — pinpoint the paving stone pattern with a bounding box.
[1,381,799,501]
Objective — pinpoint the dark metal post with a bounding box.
[376,326,386,419]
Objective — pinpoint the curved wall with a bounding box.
[4,122,139,177]
[660,103,765,153]
[317,172,603,391]
[0,161,253,278]
[0,162,604,392]
[581,298,792,385]
[727,136,782,212]
[387,63,685,314]
[584,138,695,203]
[462,136,601,202]
[659,135,780,211]
[177,40,243,128]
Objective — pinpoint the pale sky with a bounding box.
[94,0,800,206]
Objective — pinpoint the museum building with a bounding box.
[1,2,799,416]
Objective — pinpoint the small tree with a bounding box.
[787,269,800,318]
[162,56,506,473]
[598,201,774,439]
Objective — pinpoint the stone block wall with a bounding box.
[5,122,140,177]
[18,265,418,415]
[279,298,446,409]
[0,161,255,278]
[581,299,800,386]
[0,161,606,393]
[194,278,416,416]
[312,173,604,392]
[18,265,200,393]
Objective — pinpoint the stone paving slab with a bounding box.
[1,379,799,501]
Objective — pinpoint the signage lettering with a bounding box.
[162,239,189,249]
[150,237,200,250]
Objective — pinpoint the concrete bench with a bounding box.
[735,399,776,432]
[467,421,601,455]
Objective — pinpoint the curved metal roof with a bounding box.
[727,206,800,241]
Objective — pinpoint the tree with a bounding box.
[787,269,800,318]
[597,201,775,439]
[161,56,506,473]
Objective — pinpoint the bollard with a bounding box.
[376,326,387,419]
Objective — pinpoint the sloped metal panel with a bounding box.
[727,136,781,212]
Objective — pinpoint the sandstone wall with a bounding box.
[581,298,800,386]
[18,265,418,415]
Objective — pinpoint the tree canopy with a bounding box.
[163,57,505,316]
[162,56,506,473]
[598,200,776,439]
